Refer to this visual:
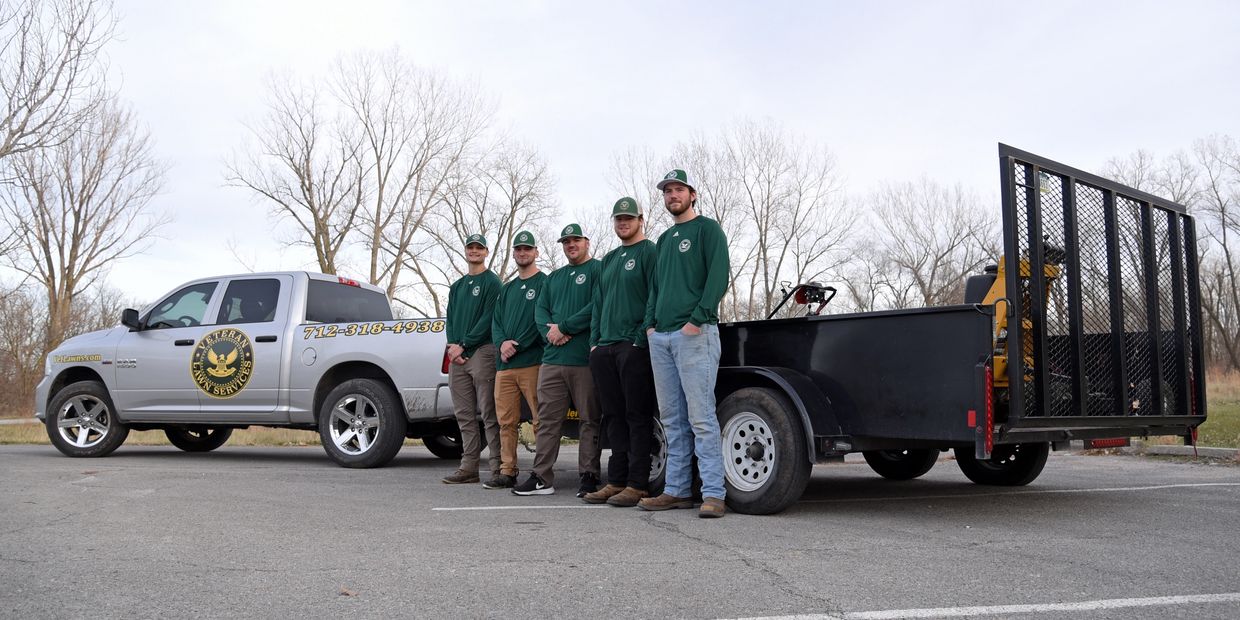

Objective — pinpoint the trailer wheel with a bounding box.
[718,388,811,515]
[318,378,407,468]
[46,380,129,458]
[164,426,233,452]
[648,418,667,496]
[863,449,939,480]
[422,432,464,460]
[954,442,1050,486]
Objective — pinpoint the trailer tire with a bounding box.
[423,432,464,460]
[718,387,811,515]
[318,378,407,468]
[164,426,232,452]
[647,418,667,496]
[954,442,1050,486]
[46,380,129,458]
[863,449,939,480]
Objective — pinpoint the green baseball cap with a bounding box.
[464,233,487,248]
[557,223,588,242]
[656,168,696,192]
[512,230,537,248]
[612,197,642,218]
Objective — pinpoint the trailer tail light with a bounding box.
[441,349,451,375]
[1084,438,1130,449]
[984,363,994,455]
[338,276,361,287]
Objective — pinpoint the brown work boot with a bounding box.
[606,486,648,507]
[441,469,480,484]
[582,484,625,504]
[699,497,726,519]
[637,493,693,511]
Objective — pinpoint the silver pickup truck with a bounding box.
[35,271,462,468]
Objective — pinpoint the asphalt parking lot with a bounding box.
[2,444,1239,619]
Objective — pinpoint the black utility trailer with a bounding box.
[716,144,1206,515]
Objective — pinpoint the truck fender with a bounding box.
[716,366,839,464]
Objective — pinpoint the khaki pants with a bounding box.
[494,365,540,476]
[532,363,600,486]
[448,344,500,475]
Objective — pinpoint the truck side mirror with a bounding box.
[121,308,143,331]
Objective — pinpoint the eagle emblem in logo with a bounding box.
[563,226,573,236]
[665,171,678,180]
[471,285,481,297]
[679,239,692,253]
[575,274,587,285]
[191,328,254,399]
[525,289,536,300]
[624,259,636,271]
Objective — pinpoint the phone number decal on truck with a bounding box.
[302,320,445,340]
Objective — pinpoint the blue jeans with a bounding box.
[648,324,725,500]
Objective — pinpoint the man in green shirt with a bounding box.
[484,230,547,490]
[582,197,659,507]
[638,169,731,518]
[441,234,503,485]
[512,224,603,496]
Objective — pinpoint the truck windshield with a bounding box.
[305,280,393,323]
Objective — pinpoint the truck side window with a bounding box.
[305,279,393,323]
[217,278,281,325]
[145,282,218,329]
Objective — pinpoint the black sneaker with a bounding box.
[511,473,554,496]
[576,472,600,498]
[483,473,516,490]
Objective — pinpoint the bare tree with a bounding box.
[0,0,113,164]
[226,73,367,274]
[1192,135,1240,370]
[332,50,491,297]
[0,98,167,352]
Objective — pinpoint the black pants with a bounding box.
[588,341,657,489]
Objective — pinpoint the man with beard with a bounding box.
[441,233,502,485]
[582,198,659,507]
[513,224,603,496]
[638,170,731,518]
[483,231,547,490]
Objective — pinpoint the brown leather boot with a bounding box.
[637,493,693,511]
[698,497,726,518]
[582,484,625,504]
[606,486,648,507]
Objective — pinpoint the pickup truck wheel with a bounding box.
[954,442,1050,486]
[318,378,407,468]
[863,449,939,480]
[423,432,464,460]
[648,418,667,496]
[46,380,129,458]
[718,387,811,515]
[164,426,233,452]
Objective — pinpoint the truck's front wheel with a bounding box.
[46,380,129,458]
[718,388,811,515]
[863,449,939,480]
[318,379,407,468]
[954,442,1050,486]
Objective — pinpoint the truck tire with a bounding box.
[648,418,667,496]
[423,432,464,460]
[164,426,233,452]
[863,449,939,480]
[318,378,407,468]
[954,442,1050,486]
[45,380,129,458]
[718,387,811,515]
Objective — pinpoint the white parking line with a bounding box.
[800,482,1240,504]
[737,592,1240,619]
[432,504,610,512]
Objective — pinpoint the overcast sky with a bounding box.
[88,0,1240,303]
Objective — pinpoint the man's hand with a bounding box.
[500,339,518,362]
[646,327,655,337]
[446,343,465,363]
[681,323,702,336]
[547,323,570,346]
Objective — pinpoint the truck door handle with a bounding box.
[174,339,194,346]
[256,335,277,343]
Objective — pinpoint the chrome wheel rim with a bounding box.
[649,419,667,484]
[722,411,775,492]
[57,395,110,449]
[328,394,380,455]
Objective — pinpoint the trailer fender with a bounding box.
[717,366,838,464]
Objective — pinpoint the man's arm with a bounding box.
[689,222,731,326]
[461,275,499,351]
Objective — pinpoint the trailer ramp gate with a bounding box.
[999,144,1205,430]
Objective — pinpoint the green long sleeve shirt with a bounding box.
[445,270,502,357]
[535,258,601,366]
[491,271,548,370]
[644,215,731,332]
[591,239,657,347]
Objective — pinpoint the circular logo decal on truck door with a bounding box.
[191,328,255,399]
